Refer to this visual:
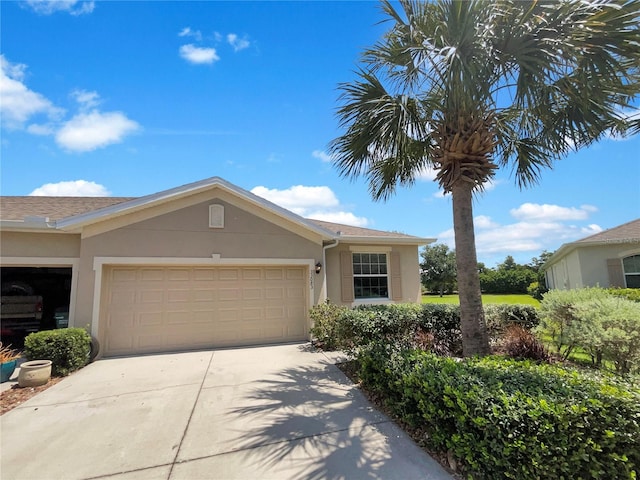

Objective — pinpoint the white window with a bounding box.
[623,255,640,288]
[352,253,388,299]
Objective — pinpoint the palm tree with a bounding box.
[330,0,640,356]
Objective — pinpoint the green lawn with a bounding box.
[421,294,540,307]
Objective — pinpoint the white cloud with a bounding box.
[251,185,369,227]
[312,150,332,163]
[306,211,369,227]
[0,55,63,129]
[71,89,100,109]
[29,180,110,196]
[474,215,499,229]
[416,165,437,181]
[24,0,94,15]
[26,123,55,135]
[510,203,597,222]
[227,33,250,52]
[437,203,602,263]
[178,27,202,41]
[179,44,219,64]
[56,110,139,152]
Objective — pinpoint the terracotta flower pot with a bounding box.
[18,360,52,387]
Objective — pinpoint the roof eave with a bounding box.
[542,238,639,271]
[0,220,60,232]
[53,176,337,240]
[336,235,436,246]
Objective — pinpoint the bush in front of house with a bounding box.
[537,287,611,360]
[309,301,349,350]
[537,288,640,372]
[357,345,640,480]
[607,288,640,303]
[309,302,539,357]
[484,303,540,334]
[24,328,91,376]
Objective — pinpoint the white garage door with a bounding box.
[101,265,309,356]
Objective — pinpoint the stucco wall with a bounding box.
[546,243,640,289]
[577,244,640,288]
[73,197,324,331]
[324,242,422,305]
[0,231,80,259]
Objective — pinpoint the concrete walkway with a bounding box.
[1,343,452,480]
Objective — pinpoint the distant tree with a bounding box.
[330,0,640,356]
[477,262,489,275]
[499,256,518,271]
[528,250,554,299]
[421,244,457,296]
[480,256,537,294]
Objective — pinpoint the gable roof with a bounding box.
[574,218,640,244]
[543,218,640,270]
[1,177,433,244]
[0,196,134,221]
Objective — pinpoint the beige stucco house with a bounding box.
[0,177,433,357]
[544,218,640,290]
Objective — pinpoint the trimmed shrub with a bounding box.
[537,287,611,359]
[24,328,91,376]
[608,288,640,303]
[357,348,640,479]
[309,301,349,350]
[310,302,539,357]
[484,304,540,336]
[418,304,462,356]
[527,281,547,300]
[572,297,640,373]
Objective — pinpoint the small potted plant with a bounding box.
[0,343,21,383]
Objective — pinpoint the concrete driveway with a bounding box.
[1,343,452,480]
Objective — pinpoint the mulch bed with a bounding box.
[0,377,63,416]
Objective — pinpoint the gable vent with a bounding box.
[209,204,224,228]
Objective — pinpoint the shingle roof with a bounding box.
[543,217,640,270]
[307,219,417,238]
[0,196,425,240]
[0,196,134,221]
[574,218,640,244]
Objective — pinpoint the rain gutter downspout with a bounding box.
[321,238,340,302]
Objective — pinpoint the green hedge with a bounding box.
[607,288,640,303]
[24,328,91,376]
[310,302,539,356]
[358,346,640,479]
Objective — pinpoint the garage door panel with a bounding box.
[139,312,163,326]
[102,265,309,355]
[193,289,216,301]
[219,269,239,280]
[140,269,165,281]
[168,269,190,281]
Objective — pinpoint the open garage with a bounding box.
[0,266,72,345]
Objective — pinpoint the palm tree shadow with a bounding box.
[227,361,417,479]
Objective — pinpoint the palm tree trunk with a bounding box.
[451,181,491,357]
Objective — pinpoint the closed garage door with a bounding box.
[101,265,308,356]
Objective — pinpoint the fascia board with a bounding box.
[55,176,337,240]
[337,235,436,246]
[0,220,59,232]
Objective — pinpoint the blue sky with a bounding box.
[2,0,639,267]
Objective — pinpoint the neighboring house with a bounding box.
[544,218,640,290]
[0,177,433,357]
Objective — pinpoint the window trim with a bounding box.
[352,252,390,300]
[622,254,640,288]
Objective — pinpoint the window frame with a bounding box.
[352,252,390,300]
[623,254,640,288]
